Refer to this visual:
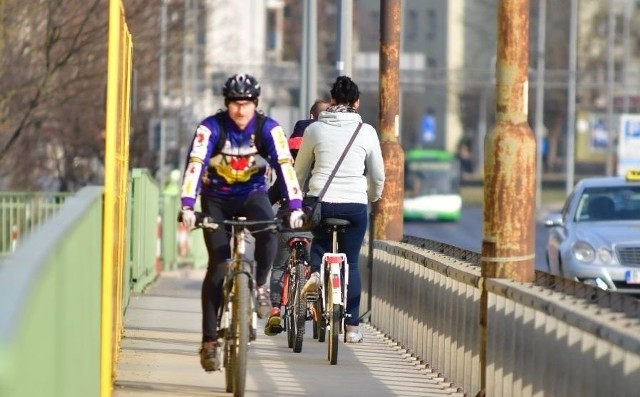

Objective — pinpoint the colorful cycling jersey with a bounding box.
[180,112,303,210]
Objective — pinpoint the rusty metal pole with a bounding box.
[374,0,403,241]
[477,0,536,395]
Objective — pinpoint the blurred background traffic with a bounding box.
[2,0,639,195]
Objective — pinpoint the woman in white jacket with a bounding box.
[295,76,385,343]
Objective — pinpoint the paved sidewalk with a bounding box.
[113,267,465,397]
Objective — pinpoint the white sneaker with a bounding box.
[302,272,321,296]
[345,329,363,343]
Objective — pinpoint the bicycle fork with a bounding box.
[218,261,258,342]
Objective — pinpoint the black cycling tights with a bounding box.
[200,192,276,342]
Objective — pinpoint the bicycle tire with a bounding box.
[230,272,250,397]
[342,265,348,344]
[312,314,319,340]
[314,278,326,343]
[224,340,232,393]
[220,295,233,392]
[327,278,340,365]
[285,270,295,349]
[292,260,306,353]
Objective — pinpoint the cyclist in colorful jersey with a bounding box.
[179,73,305,372]
[265,99,330,336]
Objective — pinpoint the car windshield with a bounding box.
[574,186,640,222]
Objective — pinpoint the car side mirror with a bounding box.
[543,212,563,227]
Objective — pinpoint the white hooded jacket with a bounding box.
[294,110,385,204]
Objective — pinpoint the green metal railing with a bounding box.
[0,167,163,397]
[125,169,160,298]
[0,192,72,256]
[0,187,104,397]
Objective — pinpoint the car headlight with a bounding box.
[597,247,613,264]
[572,241,595,263]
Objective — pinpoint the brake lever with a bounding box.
[200,216,218,230]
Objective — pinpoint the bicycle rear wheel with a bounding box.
[327,280,340,365]
[229,272,250,397]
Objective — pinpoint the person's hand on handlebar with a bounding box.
[288,209,305,229]
[180,207,197,229]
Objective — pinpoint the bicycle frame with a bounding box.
[223,224,258,337]
[315,219,350,365]
[281,236,312,352]
[320,253,348,312]
[218,225,257,344]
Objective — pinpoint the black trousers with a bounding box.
[199,191,276,342]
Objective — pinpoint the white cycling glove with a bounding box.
[181,208,196,229]
[289,209,305,229]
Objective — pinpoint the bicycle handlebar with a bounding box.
[178,211,283,232]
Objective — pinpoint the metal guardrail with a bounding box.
[361,235,640,397]
[0,187,104,397]
[0,175,162,397]
[0,192,72,256]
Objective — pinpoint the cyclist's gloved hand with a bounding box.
[181,208,196,229]
[288,209,305,229]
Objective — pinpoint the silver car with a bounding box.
[544,171,640,293]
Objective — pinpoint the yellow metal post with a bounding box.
[102,1,132,396]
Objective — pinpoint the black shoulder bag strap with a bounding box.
[316,122,363,201]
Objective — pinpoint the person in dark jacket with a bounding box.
[264,99,330,336]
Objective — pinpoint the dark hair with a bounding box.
[330,76,359,105]
[309,99,329,119]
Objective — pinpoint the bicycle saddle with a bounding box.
[323,218,351,227]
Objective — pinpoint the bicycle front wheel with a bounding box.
[224,340,232,393]
[229,272,250,397]
[292,260,307,353]
[285,271,295,349]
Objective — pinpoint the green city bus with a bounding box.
[403,149,462,221]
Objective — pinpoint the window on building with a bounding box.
[407,9,418,41]
[266,9,277,51]
[427,9,437,39]
[370,10,379,38]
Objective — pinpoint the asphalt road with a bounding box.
[403,206,552,272]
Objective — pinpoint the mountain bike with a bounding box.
[312,217,350,365]
[185,212,280,397]
[280,234,314,353]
